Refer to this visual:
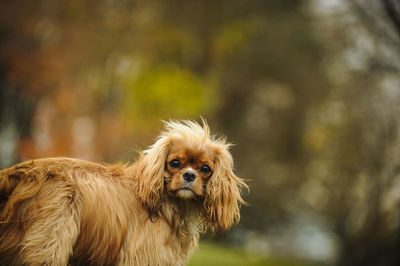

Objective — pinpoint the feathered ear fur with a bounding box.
[135,133,171,220]
[204,143,248,232]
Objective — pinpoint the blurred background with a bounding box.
[1,0,400,265]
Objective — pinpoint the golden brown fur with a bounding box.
[0,120,247,266]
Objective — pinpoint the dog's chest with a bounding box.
[116,218,199,266]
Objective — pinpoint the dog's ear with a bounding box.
[136,135,170,220]
[204,145,247,232]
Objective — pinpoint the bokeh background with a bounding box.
[1,0,400,265]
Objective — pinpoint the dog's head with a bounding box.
[135,120,247,232]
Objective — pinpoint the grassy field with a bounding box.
[188,242,324,266]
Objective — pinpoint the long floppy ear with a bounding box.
[204,145,248,232]
[135,135,170,220]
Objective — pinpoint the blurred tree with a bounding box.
[291,0,400,265]
[316,1,400,265]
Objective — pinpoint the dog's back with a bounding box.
[0,161,35,264]
[0,158,142,265]
[0,159,76,264]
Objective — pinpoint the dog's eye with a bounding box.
[201,165,211,174]
[169,159,180,168]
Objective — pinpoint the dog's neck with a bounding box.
[160,197,203,228]
[153,198,201,254]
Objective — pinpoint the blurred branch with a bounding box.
[383,0,400,37]
[348,0,400,48]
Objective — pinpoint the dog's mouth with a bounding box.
[176,187,195,199]
[178,187,192,191]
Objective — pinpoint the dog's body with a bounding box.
[0,121,247,265]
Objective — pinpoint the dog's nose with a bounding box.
[183,171,196,182]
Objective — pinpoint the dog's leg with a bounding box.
[19,190,80,265]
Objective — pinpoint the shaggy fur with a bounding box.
[0,120,247,266]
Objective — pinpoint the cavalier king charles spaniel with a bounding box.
[0,120,247,265]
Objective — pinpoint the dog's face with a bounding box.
[165,144,214,200]
[136,120,247,232]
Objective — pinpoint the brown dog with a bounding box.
[0,120,247,265]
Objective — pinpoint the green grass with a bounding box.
[188,242,324,266]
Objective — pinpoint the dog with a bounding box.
[0,120,247,265]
